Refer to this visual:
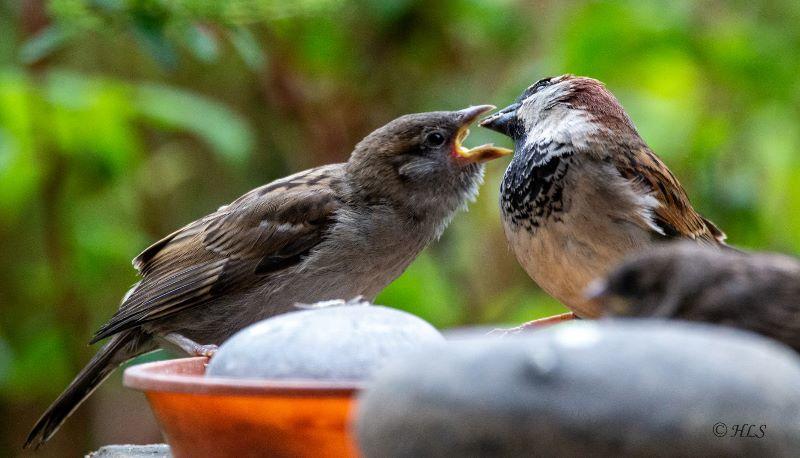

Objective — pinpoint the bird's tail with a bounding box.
[24,329,150,449]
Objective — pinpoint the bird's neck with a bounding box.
[342,166,484,243]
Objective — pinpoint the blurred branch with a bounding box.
[21,0,49,35]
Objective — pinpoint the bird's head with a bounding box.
[586,243,715,318]
[347,106,511,215]
[480,75,641,164]
[585,257,667,318]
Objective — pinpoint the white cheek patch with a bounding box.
[516,83,605,163]
[521,105,600,152]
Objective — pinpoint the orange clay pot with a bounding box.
[124,357,362,458]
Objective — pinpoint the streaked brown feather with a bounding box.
[615,147,726,245]
[92,164,345,342]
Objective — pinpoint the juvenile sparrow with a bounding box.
[592,242,800,351]
[25,106,510,448]
[480,75,726,318]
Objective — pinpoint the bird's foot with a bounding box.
[488,312,577,337]
[163,333,219,358]
[191,344,219,358]
[487,327,518,338]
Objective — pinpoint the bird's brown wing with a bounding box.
[615,148,726,244]
[91,165,344,343]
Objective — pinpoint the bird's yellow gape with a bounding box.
[453,126,512,163]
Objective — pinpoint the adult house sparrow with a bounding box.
[591,242,800,351]
[25,105,511,448]
[480,75,726,319]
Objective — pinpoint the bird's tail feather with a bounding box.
[24,329,149,449]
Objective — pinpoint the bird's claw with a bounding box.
[487,312,578,338]
[487,326,525,338]
[193,344,219,358]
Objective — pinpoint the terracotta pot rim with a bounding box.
[124,357,364,396]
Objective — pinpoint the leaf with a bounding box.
[376,252,464,328]
[6,328,71,398]
[0,131,41,219]
[131,13,179,70]
[134,83,254,163]
[0,72,42,219]
[18,25,69,64]
[183,23,220,63]
[228,27,266,71]
[43,72,140,180]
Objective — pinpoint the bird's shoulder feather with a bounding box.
[133,164,344,273]
[613,147,726,245]
[93,164,346,342]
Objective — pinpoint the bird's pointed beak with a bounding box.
[479,102,520,137]
[453,105,513,163]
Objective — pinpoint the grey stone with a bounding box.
[206,301,444,381]
[86,444,171,458]
[357,319,800,457]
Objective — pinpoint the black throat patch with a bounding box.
[500,151,573,232]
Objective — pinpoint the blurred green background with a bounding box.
[2,0,800,455]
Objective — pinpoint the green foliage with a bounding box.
[136,83,253,162]
[17,0,340,68]
[377,252,464,328]
[2,0,800,453]
[0,70,252,219]
[0,68,255,406]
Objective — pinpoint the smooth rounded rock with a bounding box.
[86,444,171,457]
[206,300,444,381]
[356,320,800,457]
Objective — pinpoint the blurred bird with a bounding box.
[25,106,511,448]
[480,75,727,319]
[590,242,800,351]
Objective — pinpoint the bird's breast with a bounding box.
[500,154,573,233]
[501,157,656,317]
[305,206,432,286]
[503,220,607,317]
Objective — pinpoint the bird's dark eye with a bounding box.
[532,78,553,93]
[519,77,554,102]
[424,131,446,147]
[613,268,641,297]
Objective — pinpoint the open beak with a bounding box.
[453,105,513,163]
[479,102,520,137]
